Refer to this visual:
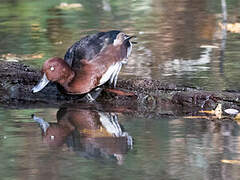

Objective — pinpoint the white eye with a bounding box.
[50,66,55,71]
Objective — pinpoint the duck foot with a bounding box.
[84,87,103,102]
[104,88,136,96]
[86,93,96,102]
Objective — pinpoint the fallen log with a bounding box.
[0,61,240,116]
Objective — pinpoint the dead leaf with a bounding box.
[56,2,82,10]
[234,113,240,120]
[54,41,63,45]
[199,104,222,119]
[215,104,222,119]
[0,53,44,61]
[29,53,44,59]
[184,116,210,119]
[199,110,215,114]
[30,24,47,33]
[200,45,219,49]
[221,159,240,165]
[219,22,240,33]
[1,53,20,61]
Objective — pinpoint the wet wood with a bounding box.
[0,61,240,115]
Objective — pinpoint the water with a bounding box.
[1,107,240,180]
[1,0,240,179]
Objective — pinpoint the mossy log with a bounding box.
[0,61,240,116]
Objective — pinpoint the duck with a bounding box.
[32,32,134,100]
[64,30,133,68]
[32,106,133,162]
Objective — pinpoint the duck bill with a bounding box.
[32,114,49,134]
[32,73,50,93]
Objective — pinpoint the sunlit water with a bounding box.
[1,0,240,179]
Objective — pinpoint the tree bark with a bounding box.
[0,61,240,116]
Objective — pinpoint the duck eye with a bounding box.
[50,66,55,71]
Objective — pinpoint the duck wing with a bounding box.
[64,30,121,68]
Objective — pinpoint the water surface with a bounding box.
[1,107,240,180]
[1,0,240,90]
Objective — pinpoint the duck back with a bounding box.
[64,30,121,68]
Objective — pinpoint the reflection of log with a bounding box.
[1,61,240,114]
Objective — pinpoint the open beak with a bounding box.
[32,73,50,93]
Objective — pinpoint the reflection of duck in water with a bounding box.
[32,106,133,164]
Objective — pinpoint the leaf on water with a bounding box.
[30,53,44,59]
[199,104,222,119]
[187,104,239,120]
[221,159,240,165]
[234,113,240,120]
[0,53,44,61]
[56,2,82,10]
[214,104,222,119]
[31,24,47,32]
[184,116,210,119]
[55,41,63,45]
[199,110,215,114]
[219,22,240,33]
[224,108,239,115]
[0,53,20,61]
[200,45,219,49]
[5,59,19,62]
[197,104,223,120]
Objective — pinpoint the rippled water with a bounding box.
[1,107,240,180]
[1,0,240,179]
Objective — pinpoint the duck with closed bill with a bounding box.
[32,31,134,100]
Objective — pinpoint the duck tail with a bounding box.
[123,36,136,44]
[121,36,136,60]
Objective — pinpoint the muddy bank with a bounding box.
[0,61,240,116]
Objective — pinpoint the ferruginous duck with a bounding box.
[32,32,134,100]
[64,30,134,68]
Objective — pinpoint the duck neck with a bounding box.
[59,70,75,91]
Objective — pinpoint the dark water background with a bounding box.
[1,0,240,179]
